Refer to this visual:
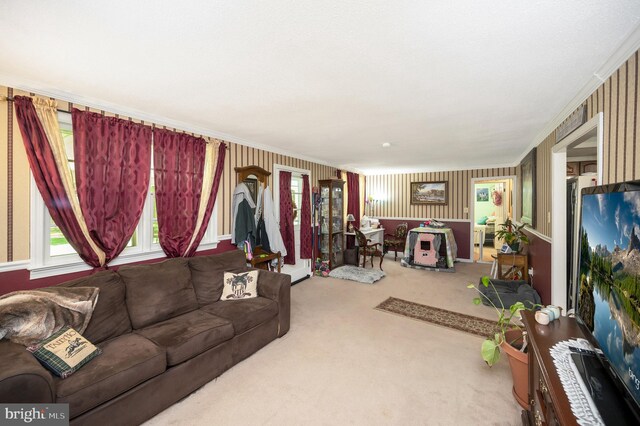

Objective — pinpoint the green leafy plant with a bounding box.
[467,276,532,366]
[494,218,530,252]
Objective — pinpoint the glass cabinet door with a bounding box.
[318,179,345,269]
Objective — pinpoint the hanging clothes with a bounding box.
[255,216,271,252]
[254,184,264,225]
[262,186,287,256]
[235,198,257,247]
[231,183,256,244]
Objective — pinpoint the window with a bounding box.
[291,175,303,227]
[30,112,218,278]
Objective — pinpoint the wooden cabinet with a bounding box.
[522,311,581,426]
[497,253,528,281]
[318,179,345,269]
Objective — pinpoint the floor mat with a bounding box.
[328,265,385,284]
[375,297,498,338]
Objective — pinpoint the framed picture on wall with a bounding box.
[476,187,489,202]
[520,147,536,227]
[410,181,448,205]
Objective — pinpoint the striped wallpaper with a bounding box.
[531,132,555,237]
[584,50,639,184]
[366,167,519,220]
[0,85,338,263]
[532,49,640,238]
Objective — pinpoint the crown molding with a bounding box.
[362,161,517,176]
[0,74,331,167]
[513,23,640,166]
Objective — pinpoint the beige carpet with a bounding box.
[145,259,521,426]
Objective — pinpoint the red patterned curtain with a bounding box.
[346,171,360,227]
[279,171,295,265]
[154,129,206,257]
[184,142,226,257]
[72,109,152,263]
[14,97,102,266]
[300,174,312,259]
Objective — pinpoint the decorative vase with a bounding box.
[501,329,529,410]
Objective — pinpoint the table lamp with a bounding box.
[346,214,355,232]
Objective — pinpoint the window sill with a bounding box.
[29,241,219,280]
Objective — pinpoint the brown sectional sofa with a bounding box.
[0,250,291,425]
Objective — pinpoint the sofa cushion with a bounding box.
[55,333,165,418]
[188,250,247,305]
[60,270,132,344]
[135,310,234,366]
[118,258,198,329]
[200,297,278,335]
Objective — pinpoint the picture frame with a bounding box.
[520,147,536,227]
[410,181,448,205]
[476,188,489,202]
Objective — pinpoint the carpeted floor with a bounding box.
[145,259,521,425]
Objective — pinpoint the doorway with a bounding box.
[470,176,516,263]
[551,112,603,311]
[273,164,312,283]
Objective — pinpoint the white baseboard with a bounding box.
[0,260,30,273]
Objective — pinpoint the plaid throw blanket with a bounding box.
[0,287,99,346]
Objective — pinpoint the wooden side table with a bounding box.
[496,253,528,281]
[249,246,282,273]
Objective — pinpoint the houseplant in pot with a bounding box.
[494,218,530,253]
[468,276,536,409]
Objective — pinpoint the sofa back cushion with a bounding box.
[60,270,132,344]
[188,250,247,306]
[118,258,198,329]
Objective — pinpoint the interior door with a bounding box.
[274,167,311,283]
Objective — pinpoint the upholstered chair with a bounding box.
[383,222,408,261]
[354,228,384,270]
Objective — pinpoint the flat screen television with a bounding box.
[576,180,640,420]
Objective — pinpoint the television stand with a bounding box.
[521,311,637,425]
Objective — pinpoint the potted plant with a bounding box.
[468,276,535,410]
[494,218,530,253]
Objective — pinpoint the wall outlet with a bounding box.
[463,207,469,214]
[528,267,534,276]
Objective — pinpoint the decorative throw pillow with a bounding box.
[221,271,259,300]
[27,326,101,378]
[477,216,488,225]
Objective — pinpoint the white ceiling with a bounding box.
[1,1,640,175]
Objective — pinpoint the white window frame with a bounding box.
[29,114,219,279]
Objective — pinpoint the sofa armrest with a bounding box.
[0,340,55,403]
[256,269,291,337]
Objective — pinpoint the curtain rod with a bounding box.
[1,95,229,149]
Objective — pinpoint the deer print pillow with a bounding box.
[221,271,259,300]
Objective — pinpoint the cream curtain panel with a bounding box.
[32,98,106,266]
[184,139,223,255]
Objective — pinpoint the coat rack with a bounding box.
[234,165,281,272]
